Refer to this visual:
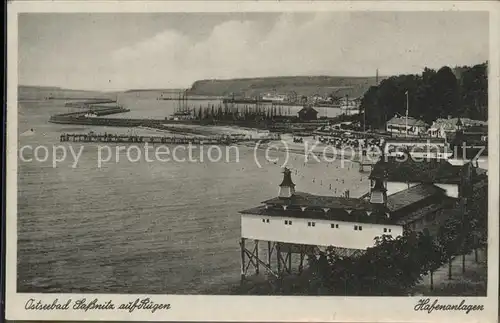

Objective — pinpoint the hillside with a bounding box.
[124,88,185,94]
[187,76,386,98]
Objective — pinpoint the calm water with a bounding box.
[17,94,367,294]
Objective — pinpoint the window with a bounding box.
[312,222,316,227]
[354,225,358,230]
[266,219,270,223]
[389,229,392,233]
[331,223,339,229]
[308,222,311,227]
[262,219,266,223]
[308,222,316,227]
[289,220,292,225]
[285,220,292,225]
[359,226,363,231]
[384,228,387,233]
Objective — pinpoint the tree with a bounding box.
[359,63,487,129]
[305,232,441,296]
[419,229,446,291]
[433,66,460,119]
[437,213,462,280]
[460,63,488,120]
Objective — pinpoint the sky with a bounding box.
[18,12,489,91]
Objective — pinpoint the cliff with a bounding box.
[187,76,385,98]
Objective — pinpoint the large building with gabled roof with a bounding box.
[386,115,428,136]
[237,157,485,280]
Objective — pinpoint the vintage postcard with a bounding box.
[5,1,500,322]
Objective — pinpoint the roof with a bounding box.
[239,204,395,225]
[395,200,454,225]
[387,116,428,127]
[384,137,446,144]
[386,184,446,212]
[298,107,318,114]
[261,192,377,211]
[463,125,488,134]
[430,118,487,130]
[369,157,464,184]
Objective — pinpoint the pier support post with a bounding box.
[240,238,246,282]
[267,241,272,269]
[276,243,281,274]
[288,251,292,274]
[255,240,260,275]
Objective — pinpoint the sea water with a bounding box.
[16,95,368,294]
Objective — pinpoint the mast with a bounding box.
[405,90,409,137]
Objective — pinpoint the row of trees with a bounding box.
[265,179,487,296]
[360,62,488,129]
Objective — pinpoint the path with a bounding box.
[411,249,487,296]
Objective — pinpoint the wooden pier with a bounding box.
[59,132,261,145]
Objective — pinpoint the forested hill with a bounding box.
[361,62,488,129]
[187,76,385,98]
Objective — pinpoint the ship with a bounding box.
[168,110,193,121]
[262,93,287,102]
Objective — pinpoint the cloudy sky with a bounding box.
[18,12,488,91]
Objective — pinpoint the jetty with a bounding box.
[64,99,117,107]
[59,132,278,145]
[60,133,234,145]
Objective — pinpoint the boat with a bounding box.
[168,110,193,121]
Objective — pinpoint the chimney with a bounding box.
[279,167,296,198]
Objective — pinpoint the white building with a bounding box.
[386,115,428,136]
[427,117,487,139]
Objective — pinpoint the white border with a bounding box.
[6,2,500,322]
